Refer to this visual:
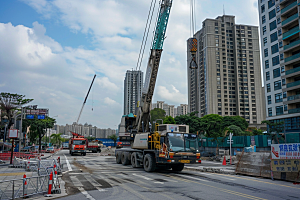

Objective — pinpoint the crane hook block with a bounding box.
[188,37,197,54]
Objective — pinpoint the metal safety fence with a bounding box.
[0,157,62,199]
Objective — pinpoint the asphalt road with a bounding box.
[55,150,300,200]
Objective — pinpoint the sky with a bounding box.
[0,0,259,129]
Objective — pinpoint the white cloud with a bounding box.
[104,97,119,106]
[157,85,186,105]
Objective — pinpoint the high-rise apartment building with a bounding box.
[151,101,187,118]
[123,70,143,115]
[188,15,266,125]
[258,0,300,132]
[177,104,189,116]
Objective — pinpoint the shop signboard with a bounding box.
[271,143,300,159]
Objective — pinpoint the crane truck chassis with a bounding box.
[115,124,201,172]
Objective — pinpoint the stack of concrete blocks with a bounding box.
[235,152,299,182]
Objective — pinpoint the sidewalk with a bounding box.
[185,160,236,175]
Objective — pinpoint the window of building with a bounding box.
[271,44,279,54]
[284,105,288,111]
[267,95,272,104]
[264,48,268,57]
[263,37,267,46]
[269,9,276,20]
[283,91,287,98]
[273,68,280,78]
[277,17,281,24]
[265,60,269,69]
[276,106,283,115]
[276,5,280,13]
[266,71,270,80]
[268,107,272,117]
[278,29,282,36]
[272,55,279,66]
[263,26,267,35]
[261,4,265,13]
[270,20,277,31]
[281,66,285,72]
[279,41,283,48]
[267,83,271,92]
[268,0,275,9]
[262,15,266,24]
[280,53,284,60]
[275,93,283,103]
[270,32,278,42]
[274,80,281,90]
[282,78,286,85]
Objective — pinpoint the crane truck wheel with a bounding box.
[131,152,137,168]
[143,153,156,172]
[121,152,130,165]
[172,164,184,172]
[116,152,122,164]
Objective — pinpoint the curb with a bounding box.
[184,167,236,175]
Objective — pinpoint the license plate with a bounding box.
[179,160,190,163]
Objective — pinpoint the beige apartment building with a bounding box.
[188,15,266,126]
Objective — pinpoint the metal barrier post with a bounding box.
[12,180,14,200]
[23,174,27,197]
[47,172,53,196]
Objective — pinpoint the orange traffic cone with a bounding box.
[222,156,226,166]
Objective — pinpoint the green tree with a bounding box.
[252,129,264,135]
[174,112,201,134]
[108,134,118,147]
[199,114,223,137]
[163,116,176,124]
[51,133,62,147]
[150,108,166,124]
[221,116,249,131]
[23,116,56,152]
[262,120,284,143]
[0,93,33,134]
[227,125,245,136]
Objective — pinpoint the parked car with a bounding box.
[46,147,54,153]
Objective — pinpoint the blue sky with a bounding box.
[0,0,259,128]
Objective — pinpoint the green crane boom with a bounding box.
[135,0,173,133]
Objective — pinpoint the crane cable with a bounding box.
[138,0,160,71]
[136,0,157,71]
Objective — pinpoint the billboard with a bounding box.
[272,159,299,172]
[271,143,300,159]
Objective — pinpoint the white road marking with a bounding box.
[64,154,72,171]
[177,174,209,182]
[70,176,83,187]
[132,173,165,184]
[132,173,152,180]
[96,187,107,192]
[78,187,96,200]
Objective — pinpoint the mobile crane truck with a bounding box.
[115,0,200,172]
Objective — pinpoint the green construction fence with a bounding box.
[199,133,300,148]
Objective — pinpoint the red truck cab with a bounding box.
[69,138,86,156]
